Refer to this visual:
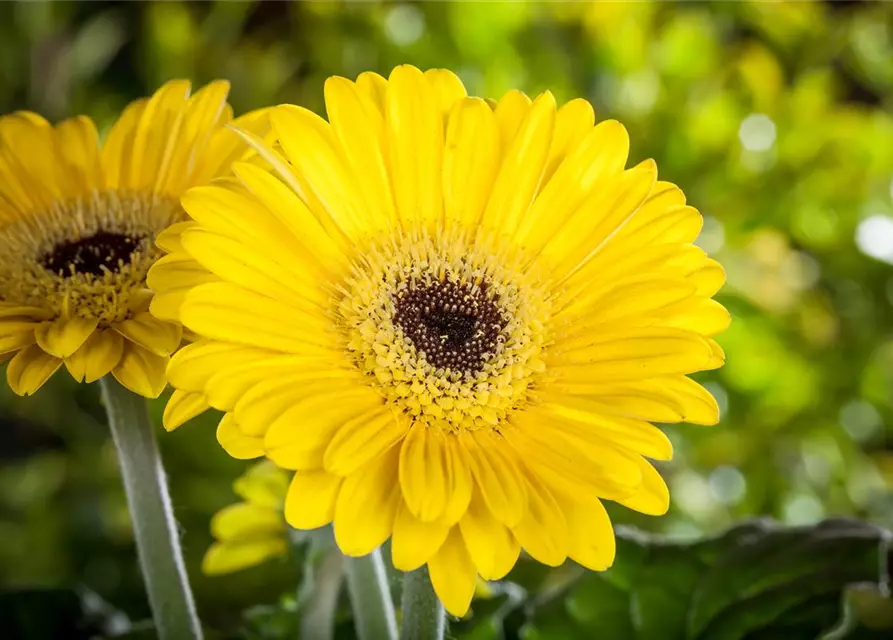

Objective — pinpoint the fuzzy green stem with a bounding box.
[400,567,444,640]
[99,377,202,640]
[293,527,344,640]
[344,549,398,640]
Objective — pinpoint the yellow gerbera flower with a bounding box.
[203,461,291,576]
[0,80,269,397]
[154,65,728,616]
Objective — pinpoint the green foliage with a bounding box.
[522,519,891,640]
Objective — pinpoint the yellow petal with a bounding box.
[356,71,387,114]
[692,259,726,297]
[146,252,217,322]
[114,312,181,356]
[386,65,444,229]
[6,344,62,395]
[458,490,519,581]
[235,374,358,437]
[54,115,102,193]
[427,526,477,618]
[263,391,381,472]
[557,494,616,571]
[64,329,125,383]
[34,316,99,358]
[234,460,290,509]
[211,502,283,542]
[459,430,527,527]
[324,76,397,230]
[180,282,336,356]
[424,68,467,119]
[615,458,670,516]
[162,389,210,431]
[217,414,264,460]
[519,119,629,249]
[549,327,713,379]
[442,434,474,525]
[111,342,168,398]
[543,98,596,181]
[270,105,370,241]
[202,539,287,576]
[443,98,500,228]
[155,221,195,254]
[0,321,38,354]
[531,402,674,461]
[493,89,532,151]
[324,406,408,477]
[167,340,276,394]
[391,501,450,572]
[482,91,555,234]
[284,469,343,530]
[333,446,401,556]
[511,470,567,566]
[181,228,324,310]
[100,98,146,189]
[399,423,450,522]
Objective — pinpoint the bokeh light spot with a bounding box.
[738,113,776,151]
[855,215,893,264]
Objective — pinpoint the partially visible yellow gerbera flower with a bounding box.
[0,80,269,397]
[203,461,290,575]
[153,65,728,616]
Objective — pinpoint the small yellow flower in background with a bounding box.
[203,461,290,576]
[0,80,269,397]
[154,65,729,616]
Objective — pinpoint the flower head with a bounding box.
[155,65,728,616]
[203,461,290,576]
[0,80,269,397]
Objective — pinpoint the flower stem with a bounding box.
[99,377,202,640]
[344,549,398,640]
[293,527,344,640]
[400,567,444,640]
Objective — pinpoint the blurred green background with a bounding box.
[2,0,893,637]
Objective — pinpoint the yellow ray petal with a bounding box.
[333,446,401,556]
[34,316,99,359]
[556,494,616,571]
[511,469,567,567]
[400,422,451,522]
[6,344,62,395]
[615,458,670,516]
[210,503,283,542]
[114,312,181,356]
[458,490,520,580]
[180,282,338,355]
[543,98,596,181]
[443,98,501,229]
[386,65,444,229]
[64,329,124,383]
[284,469,343,530]
[427,526,477,618]
[217,413,264,460]
[162,389,210,431]
[325,76,398,229]
[324,406,407,477]
[391,502,450,572]
[459,429,527,527]
[482,91,555,235]
[111,342,168,398]
[202,539,287,576]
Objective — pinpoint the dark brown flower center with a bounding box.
[41,231,145,277]
[393,279,505,373]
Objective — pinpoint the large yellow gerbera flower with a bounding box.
[0,80,269,397]
[153,65,728,616]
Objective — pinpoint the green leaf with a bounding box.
[523,518,890,640]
